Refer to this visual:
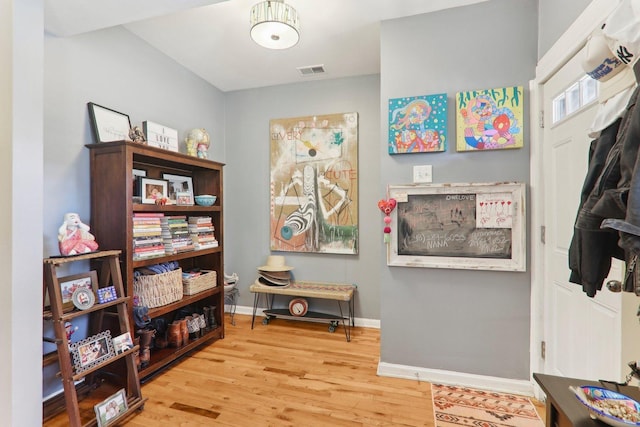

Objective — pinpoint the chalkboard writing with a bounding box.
[397,193,512,259]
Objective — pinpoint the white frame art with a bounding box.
[387,182,526,272]
[162,173,194,205]
[87,102,132,143]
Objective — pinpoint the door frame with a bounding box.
[530,0,621,397]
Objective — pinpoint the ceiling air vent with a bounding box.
[297,64,326,76]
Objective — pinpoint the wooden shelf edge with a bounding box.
[131,247,221,268]
[85,140,225,168]
[147,286,222,318]
[43,351,59,367]
[139,327,223,380]
[44,250,122,265]
[72,347,139,382]
[80,396,147,427]
[133,204,221,213]
[60,296,130,322]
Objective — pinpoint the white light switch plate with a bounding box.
[413,165,433,183]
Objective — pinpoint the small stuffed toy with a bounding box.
[58,212,99,256]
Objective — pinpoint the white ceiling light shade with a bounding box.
[250,0,300,50]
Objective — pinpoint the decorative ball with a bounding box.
[384,216,392,224]
[384,226,391,233]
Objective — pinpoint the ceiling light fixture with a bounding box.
[250,0,299,50]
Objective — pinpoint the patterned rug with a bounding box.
[431,384,544,427]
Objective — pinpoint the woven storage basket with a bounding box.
[183,270,217,295]
[133,268,183,308]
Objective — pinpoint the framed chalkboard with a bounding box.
[387,182,526,271]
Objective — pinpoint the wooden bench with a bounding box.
[250,280,357,341]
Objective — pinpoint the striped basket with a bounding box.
[183,270,217,296]
[133,268,183,308]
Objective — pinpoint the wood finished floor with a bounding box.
[45,314,545,426]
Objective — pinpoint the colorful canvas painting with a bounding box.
[456,86,524,151]
[270,112,358,254]
[388,94,448,154]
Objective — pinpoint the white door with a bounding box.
[542,45,623,381]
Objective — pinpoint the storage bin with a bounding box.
[133,268,183,308]
[183,270,217,295]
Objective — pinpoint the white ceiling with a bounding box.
[45,0,488,92]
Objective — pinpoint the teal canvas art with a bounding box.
[388,93,448,154]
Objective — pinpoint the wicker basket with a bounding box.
[133,268,183,308]
[183,270,217,295]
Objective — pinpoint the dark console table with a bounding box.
[533,373,640,427]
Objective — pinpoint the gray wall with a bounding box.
[379,0,537,379]
[37,0,596,406]
[224,75,381,319]
[43,25,226,397]
[44,26,226,257]
[538,0,592,59]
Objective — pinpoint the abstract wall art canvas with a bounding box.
[455,86,524,151]
[270,112,358,254]
[388,94,448,154]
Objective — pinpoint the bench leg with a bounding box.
[251,293,260,329]
[336,301,350,342]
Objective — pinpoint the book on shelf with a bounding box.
[133,212,165,218]
[134,244,165,253]
[133,230,162,238]
[133,236,163,245]
[132,249,166,260]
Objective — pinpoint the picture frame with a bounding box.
[97,286,117,304]
[387,182,526,272]
[176,191,193,206]
[94,388,128,427]
[87,102,132,144]
[162,173,194,205]
[70,330,115,374]
[112,332,134,355]
[72,287,96,310]
[132,168,146,197]
[59,271,98,313]
[140,177,168,204]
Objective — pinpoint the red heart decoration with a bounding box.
[378,198,397,214]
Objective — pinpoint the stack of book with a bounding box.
[132,213,165,260]
[188,216,219,249]
[161,215,194,254]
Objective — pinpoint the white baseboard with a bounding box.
[377,361,535,396]
[230,305,381,329]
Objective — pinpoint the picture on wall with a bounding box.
[270,112,359,254]
[388,94,448,154]
[455,86,524,151]
[387,182,526,271]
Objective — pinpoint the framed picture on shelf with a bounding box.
[97,286,117,304]
[59,271,98,313]
[70,331,115,374]
[162,173,194,204]
[139,177,168,204]
[87,102,132,143]
[94,388,128,427]
[176,191,194,206]
[132,168,146,197]
[72,287,96,310]
[112,332,134,355]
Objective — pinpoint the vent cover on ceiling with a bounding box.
[297,64,326,76]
